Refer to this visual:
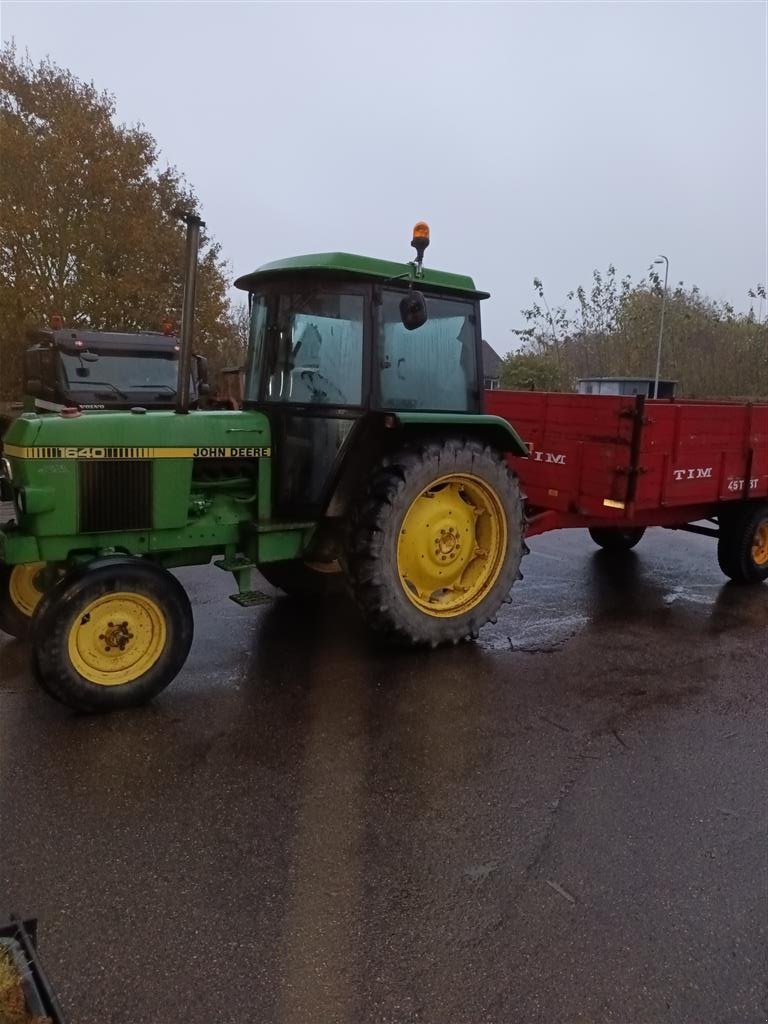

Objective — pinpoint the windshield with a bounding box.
[59,351,181,397]
[244,288,364,406]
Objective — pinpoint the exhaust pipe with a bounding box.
[175,211,205,414]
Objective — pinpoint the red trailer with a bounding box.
[485,390,768,583]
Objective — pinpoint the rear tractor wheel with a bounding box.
[31,559,194,712]
[717,502,768,584]
[0,562,50,639]
[347,439,526,646]
[588,526,646,551]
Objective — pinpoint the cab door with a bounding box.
[259,282,372,518]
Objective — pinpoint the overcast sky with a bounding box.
[3,1,766,350]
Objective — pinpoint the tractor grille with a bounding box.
[79,460,152,533]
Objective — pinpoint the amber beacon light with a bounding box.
[411,221,430,265]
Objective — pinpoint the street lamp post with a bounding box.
[652,255,669,399]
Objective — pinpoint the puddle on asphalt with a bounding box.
[478,574,767,654]
[478,613,589,653]
[662,583,722,607]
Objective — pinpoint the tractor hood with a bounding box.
[1,409,272,566]
[2,409,271,457]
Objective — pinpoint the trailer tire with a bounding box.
[717,503,768,584]
[31,558,193,712]
[588,526,646,551]
[347,438,526,646]
[0,563,48,639]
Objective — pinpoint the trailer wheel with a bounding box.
[347,439,526,646]
[588,527,646,551]
[31,559,193,712]
[0,562,48,639]
[717,503,768,584]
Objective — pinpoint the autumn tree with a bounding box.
[499,350,565,392]
[507,266,767,398]
[0,45,239,399]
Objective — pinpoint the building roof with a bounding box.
[482,340,503,378]
[234,252,489,298]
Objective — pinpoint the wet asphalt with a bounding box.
[1,527,766,1024]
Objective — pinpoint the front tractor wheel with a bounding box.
[0,562,48,639]
[31,559,194,712]
[347,440,526,646]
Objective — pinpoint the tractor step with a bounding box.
[215,556,258,572]
[228,590,272,608]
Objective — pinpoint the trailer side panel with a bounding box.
[486,391,768,525]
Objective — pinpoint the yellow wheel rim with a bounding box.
[9,562,46,617]
[67,592,167,686]
[397,473,508,618]
[752,520,768,567]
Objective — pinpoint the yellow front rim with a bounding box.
[752,520,768,566]
[9,562,46,617]
[397,473,508,617]
[67,592,167,686]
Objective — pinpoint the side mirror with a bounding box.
[400,290,428,331]
[194,354,209,387]
[26,377,43,397]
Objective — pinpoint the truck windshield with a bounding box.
[244,288,364,406]
[60,351,180,395]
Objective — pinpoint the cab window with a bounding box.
[264,290,364,407]
[378,291,478,411]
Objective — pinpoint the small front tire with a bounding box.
[31,559,194,712]
[0,562,48,639]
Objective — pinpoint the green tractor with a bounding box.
[0,218,528,712]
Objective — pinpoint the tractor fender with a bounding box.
[322,412,528,519]
[389,412,529,457]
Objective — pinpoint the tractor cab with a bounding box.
[234,237,490,518]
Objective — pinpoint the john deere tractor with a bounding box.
[0,219,528,712]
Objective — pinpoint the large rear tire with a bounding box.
[0,562,48,639]
[717,503,768,583]
[588,526,646,551]
[347,439,526,646]
[31,558,194,712]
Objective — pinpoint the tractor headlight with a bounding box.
[15,486,55,516]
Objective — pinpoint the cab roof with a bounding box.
[233,252,489,299]
[27,328,180,353]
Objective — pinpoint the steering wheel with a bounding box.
[299,369,347,404]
